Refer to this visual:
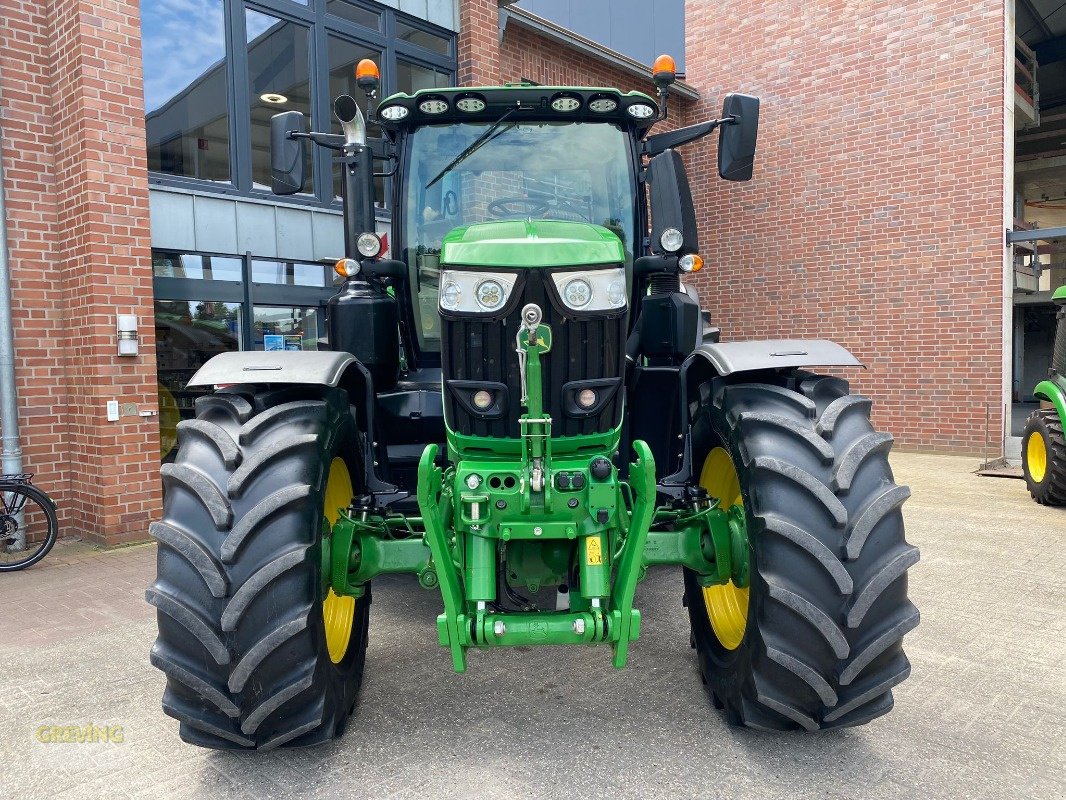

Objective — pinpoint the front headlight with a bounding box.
[550,267,627,312]
[438,270,517,314]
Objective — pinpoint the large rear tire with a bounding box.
[1022,409,1066,506]
[684,370,918,730]
[147,385,369,750]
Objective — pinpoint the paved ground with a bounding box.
[0,452,1063,799]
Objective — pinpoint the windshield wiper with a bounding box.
[426,107,518,189]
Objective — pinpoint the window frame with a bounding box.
[152,248,338,351]
[144,0,456,212]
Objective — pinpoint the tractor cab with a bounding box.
[268,73,759,495]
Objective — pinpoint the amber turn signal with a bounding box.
[678,254,703,273]
[335,258,360,278]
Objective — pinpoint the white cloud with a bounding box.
[141,0,227,112]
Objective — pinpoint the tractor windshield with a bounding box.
[402,121,636,351]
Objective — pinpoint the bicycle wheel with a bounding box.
[0,483,58,572]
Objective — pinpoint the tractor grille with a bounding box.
[441,270,626,439]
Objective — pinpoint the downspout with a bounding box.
[0,119,23,478]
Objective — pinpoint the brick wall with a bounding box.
[458,0,501,85]
[684,1,1007,454]
[1,0,160,544]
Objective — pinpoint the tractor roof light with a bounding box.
[588,96,618,113]
[356,232,382,258]
[456,94,486,113]
[626,102,655,119]
[379,104,409,121]
[551,94,582,112]
[419,97,449,114]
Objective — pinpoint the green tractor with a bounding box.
[1022,285,1066,504]
[148,59,919,749]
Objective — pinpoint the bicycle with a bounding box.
[0,473,58,572]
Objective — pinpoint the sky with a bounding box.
[142,0,228,113]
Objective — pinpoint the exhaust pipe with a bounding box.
[334,95,366,148]
[333,95,375,255]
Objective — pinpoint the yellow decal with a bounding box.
[586,536,603,566]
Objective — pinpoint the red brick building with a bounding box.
[0,0,1037,544]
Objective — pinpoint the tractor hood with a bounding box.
[440,219,624,268]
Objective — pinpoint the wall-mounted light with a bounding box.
[117,314,139,357]
[260,93,288,105]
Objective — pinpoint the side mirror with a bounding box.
[270,111,307,195]
[717,93,759,181]
[646,149,698,256]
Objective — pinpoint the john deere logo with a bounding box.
[529,620,547,640]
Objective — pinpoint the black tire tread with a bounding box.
[1022,409,1066,506]
[149,521,227,598]
[159,464,232,529]
[686,370,918,731]
[176,419,241,469]
[220,484,313,564]
[148,390,368,750]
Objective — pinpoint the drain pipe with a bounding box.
[0,120,23,479]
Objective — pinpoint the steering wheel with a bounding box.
[488,197,550,218]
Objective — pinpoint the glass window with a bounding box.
[142,0,230,182]
[254,306,322,350]
[403,122,636,351]
[326,0,381,29]
[153,252,242,281]
[397,59,450,95]
[396,21,450,56]
[247,9,312,192]
[155,299,243,461]
[251,258,327,287]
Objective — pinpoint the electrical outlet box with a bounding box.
[106,400,120,422]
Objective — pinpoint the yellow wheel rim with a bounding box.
[1026,431,1048,484]
[158,383,181,459]
[322,457,355,664]
[699,447,749,650]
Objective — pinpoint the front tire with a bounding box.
[684,371,919,730]
[147,386,369,749]
[1022,409,1066,506]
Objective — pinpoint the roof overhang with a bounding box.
[498,6,700,102]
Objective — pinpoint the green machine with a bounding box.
[1022,285,1066,504]
[148,58,919,749]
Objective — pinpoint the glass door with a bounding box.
[253,305,324,351]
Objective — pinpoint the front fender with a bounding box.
[686,338,862,377]
[186,350,357,388]
[1034,377,1066,427]
[187,349,404,503]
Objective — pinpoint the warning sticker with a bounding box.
[586,536,603,566]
